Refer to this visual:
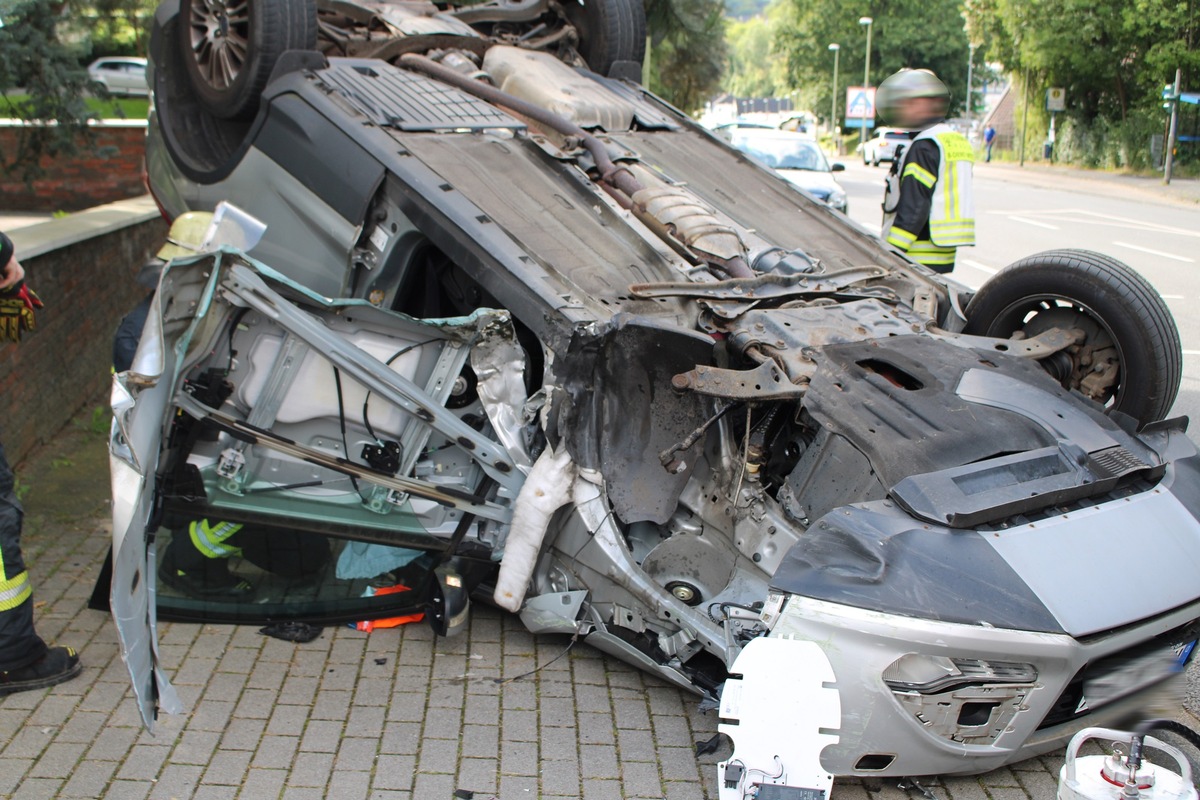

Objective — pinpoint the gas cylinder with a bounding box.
[1058,727,1197,800]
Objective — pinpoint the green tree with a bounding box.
[965,0,1198,167]
[86,0,155,58]
[725,0,769,20]
[646,0,729,114]
[774,0,973,129]
[967,0,1198,122]
[0,0,98,179]
[724,3,793,98]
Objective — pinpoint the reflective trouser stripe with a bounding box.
[188,519,244,559]
[0,570,31,611]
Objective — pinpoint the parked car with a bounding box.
[87,56,149,96]
[777,113,817,136]
[726,128,848,212]
[861,126,912,166]
[112,0,1197,793]
[711,120,776,135]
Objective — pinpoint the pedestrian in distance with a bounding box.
[0,230,82,696]
[879,68,976,274]
[984,124,996,162]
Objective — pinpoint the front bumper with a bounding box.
[767,594,1200,777]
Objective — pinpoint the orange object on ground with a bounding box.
[353,583,424,631]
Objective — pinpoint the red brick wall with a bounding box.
[0,123,147,212]
[0,216,167,465]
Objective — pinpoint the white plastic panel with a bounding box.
[718,637,840,800]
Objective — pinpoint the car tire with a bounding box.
[963,249,1181,425]
[561,0,646,77]
[179,0,317,121]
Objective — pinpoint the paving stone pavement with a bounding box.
[1,410,1196,800]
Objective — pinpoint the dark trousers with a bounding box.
[166,522,330,579]
[0,443,47,672]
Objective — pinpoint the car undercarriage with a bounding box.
[109,0,1200,793]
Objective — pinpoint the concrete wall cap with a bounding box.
[8,195,160,259]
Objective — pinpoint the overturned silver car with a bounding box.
[111,0,1200,792]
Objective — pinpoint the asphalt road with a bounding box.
[830,156,1200,422]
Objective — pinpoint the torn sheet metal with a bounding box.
[718,637,839,800]
[470,319,533,470]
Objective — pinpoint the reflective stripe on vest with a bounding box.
[0,569,32,611]
[188,519,244,559]
[906,239,958,266]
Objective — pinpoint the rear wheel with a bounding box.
[179,0,317,120]
[963,249,1181,425]
[561,0,646,77]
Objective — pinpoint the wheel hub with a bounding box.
[188,0,248,89]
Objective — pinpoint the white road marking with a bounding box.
[1160,294,1186,299]
[960,258,999,274]
[1184,350,1200,356]
[987,208,1200,238]
[1111,241,1195,262]
[1008,215,1060,230]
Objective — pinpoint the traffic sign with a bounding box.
[1047,87,1066,111]
[845,86,876,128]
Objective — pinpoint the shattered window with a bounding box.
[155,519,432,626]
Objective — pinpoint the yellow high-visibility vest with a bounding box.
[924,126,976,247]
[882,123,976,260]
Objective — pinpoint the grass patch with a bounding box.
[88,95,150,120]
[2,94,149,121]
[74,405,111,437]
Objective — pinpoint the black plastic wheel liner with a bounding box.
[554,315,717,525]
[801,335,1060,490]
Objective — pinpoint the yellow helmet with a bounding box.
[156,211,215,260]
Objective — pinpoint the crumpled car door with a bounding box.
[110,249,526,728]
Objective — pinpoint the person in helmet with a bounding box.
[113,211,214,372]
[0,230,81,696]
[878,69,975,273]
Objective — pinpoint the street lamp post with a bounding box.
[859,16,873,149]
[966,42,976,127]
[828,43,840,151]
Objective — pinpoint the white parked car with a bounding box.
[87,56,149,96]
[861,126,912,166]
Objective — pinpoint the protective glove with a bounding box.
[0,281,44,343]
